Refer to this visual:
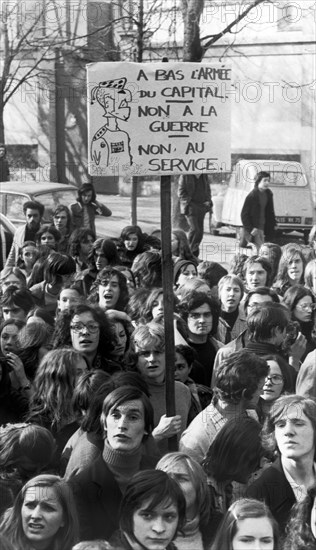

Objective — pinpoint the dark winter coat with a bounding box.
[241,188,276,241]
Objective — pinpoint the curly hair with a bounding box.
[52,304,115,358]
[177,291,220,336]
[132,251,162,289]
[88,266,129,311]
[68,228,96,257]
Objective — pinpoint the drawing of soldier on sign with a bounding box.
[90,77,133,168]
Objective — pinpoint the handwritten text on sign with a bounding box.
[87,62,231,177]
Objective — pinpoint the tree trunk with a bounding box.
[0,89,5,143]
[172,0,205,229]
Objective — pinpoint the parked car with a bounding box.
[210,160,315,243]
[0,213,16,271]
[0,182,78,226]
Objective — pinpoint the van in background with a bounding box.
[217,159,315,243]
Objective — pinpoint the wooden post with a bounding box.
[160,175,177,451]
[130,176,138,225]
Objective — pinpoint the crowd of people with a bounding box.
[1,180,316,549]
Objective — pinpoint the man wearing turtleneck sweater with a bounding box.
[68,386,157,541]
[132,323,191,455]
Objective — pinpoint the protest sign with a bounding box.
[87,62,231,177]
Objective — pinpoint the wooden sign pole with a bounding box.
[160,174,177,451]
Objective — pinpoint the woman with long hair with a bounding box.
[257,354,296,423]
[211,498,279,550]
[27,348,88,465]
[0,474,79,550]
[283,284,316,361]
[117,225,149,268]
[35,224,61,251]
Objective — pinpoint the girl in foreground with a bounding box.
[211,498,279,550]
[0,474,79,550]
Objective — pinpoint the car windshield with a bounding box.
[33,190,78,221]
[268,171,307,187]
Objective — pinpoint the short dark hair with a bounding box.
[247,302,290,341]
[244,286,280,312]
[254,171,270,188]
[101,386,154,438]
[203,417,263,482]
[119,470,186,543]
[178,291,220,336]
[0,288,35,314]
[213,349,269,404]
[175,344,198,367]
[23,201,45,217]
[77,183,96,203]
[44,252,76,284]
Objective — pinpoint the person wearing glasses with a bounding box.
[52,303,121,374]
[283,285,316,362]
[257,354,295,423]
